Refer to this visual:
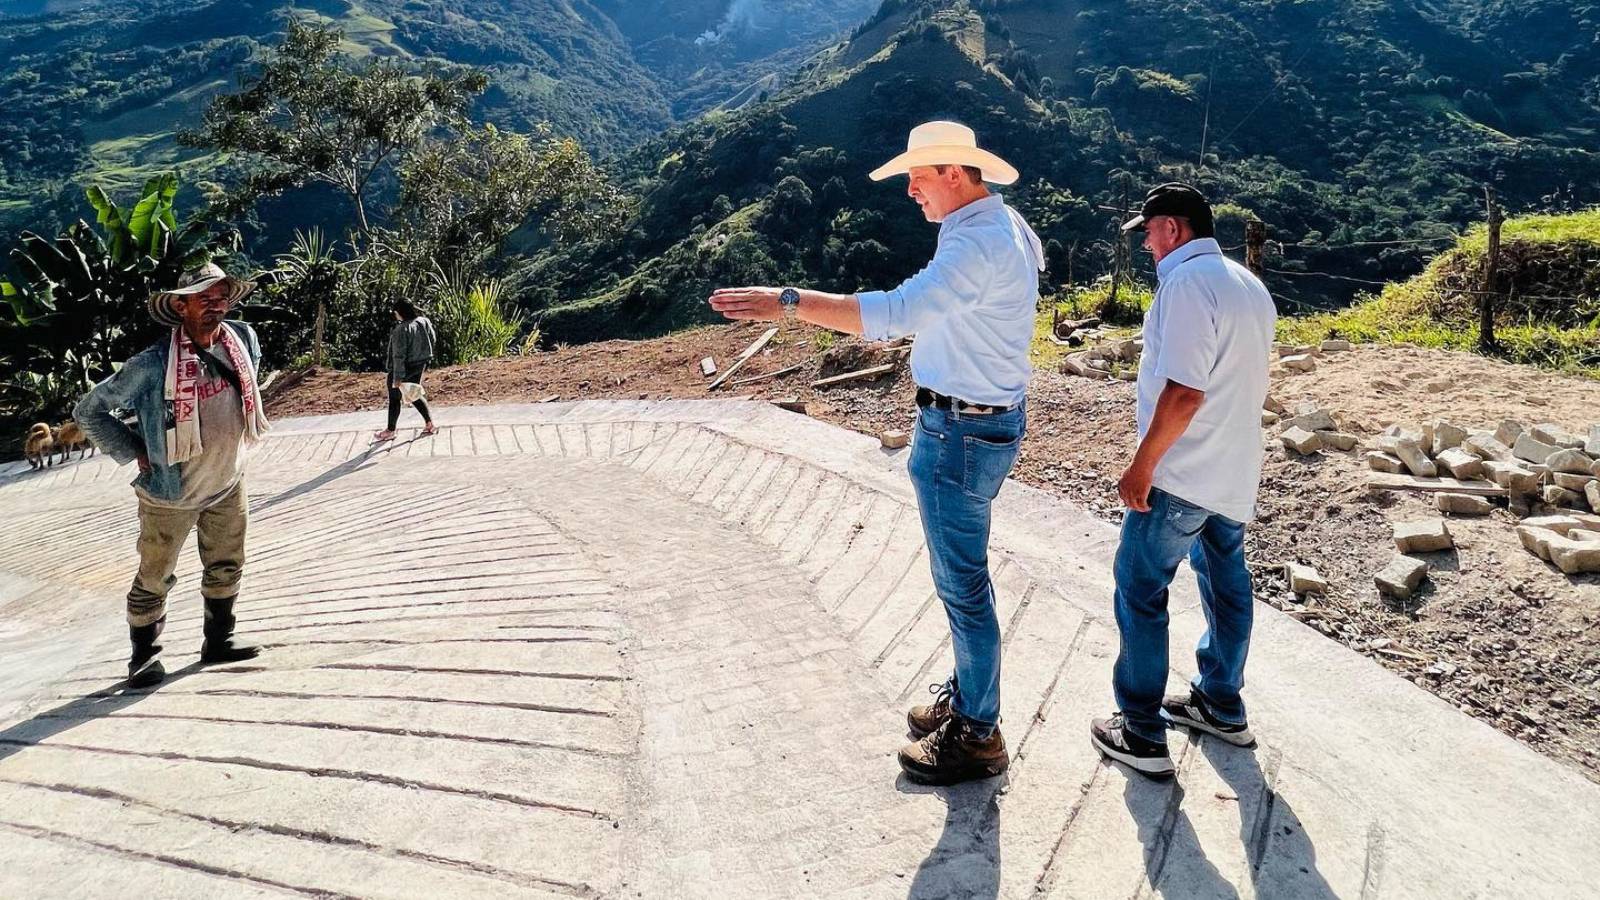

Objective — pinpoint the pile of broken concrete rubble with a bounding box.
[1275,399,1600,595]
[1059,336,1142,382]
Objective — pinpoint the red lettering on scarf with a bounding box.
[196,377,234,401]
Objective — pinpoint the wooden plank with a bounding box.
[811,363,895,389]
[707,326,779,391]
[729,362,805,387]
[1364,473,1507,497]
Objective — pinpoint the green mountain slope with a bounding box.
[0,0,871,241]
[519,0,1600,341]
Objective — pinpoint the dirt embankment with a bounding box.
[269,325,1600,783]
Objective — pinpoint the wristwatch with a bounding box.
[779,287,801,319]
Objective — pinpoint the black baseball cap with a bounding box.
[1121,182,1215,234]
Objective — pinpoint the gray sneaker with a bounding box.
[1161,690,1255,747]
[1090,714,1176,779]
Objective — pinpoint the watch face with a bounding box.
[780,288,800,307]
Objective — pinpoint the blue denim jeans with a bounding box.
[1113,488,1254,744]
[908,402,1026,738]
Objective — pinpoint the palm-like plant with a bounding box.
[428,266,522,365]
[273,228,345,366]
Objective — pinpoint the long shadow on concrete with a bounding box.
[899,774,1002,900]
[1201,738,1338,899]
[0,662,206,765]
[1117,738,1339,898]
[1122,775,1237,899]
[254,442,390,513]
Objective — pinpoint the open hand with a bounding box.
[1118,462,1153,512]
[708,287,782,321]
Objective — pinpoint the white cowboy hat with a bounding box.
[149,262,254,327]
[869,120,1019,185]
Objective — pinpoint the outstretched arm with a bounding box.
[709,231,990,339]
[708,288,864,335]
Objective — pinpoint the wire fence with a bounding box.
[1081,205,1596,310]
[1263,266,1594,304]
[1274,236,1461,249]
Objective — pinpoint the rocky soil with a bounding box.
[268,324,1600,782]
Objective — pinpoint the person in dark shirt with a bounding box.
[374,299,439,442]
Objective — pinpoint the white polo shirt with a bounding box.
[1136,238,1276,522]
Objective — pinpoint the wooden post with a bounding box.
[312,299,327,368]
[1480,186,1502,353]
[1107,178,1130,321]
[1245,219,1267,279]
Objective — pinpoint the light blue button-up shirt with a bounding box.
[857,194,1045,407]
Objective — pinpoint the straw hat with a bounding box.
[148,262,254,327]
[869,120,1019,185]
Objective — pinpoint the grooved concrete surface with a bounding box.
[0,400,1596,899]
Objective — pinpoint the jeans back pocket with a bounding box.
[962,432,1022,501]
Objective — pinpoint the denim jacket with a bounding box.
[74,321,262,501]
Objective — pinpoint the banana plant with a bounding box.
[86,172,180,264]
[1,172,240,420]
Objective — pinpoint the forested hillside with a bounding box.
[5,0,1600,346]
[0,0,873,242]
[516,0,1600,340]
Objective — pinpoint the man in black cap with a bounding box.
[1090,183,1277,778]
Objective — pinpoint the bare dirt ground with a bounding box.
[268,324,1600,782]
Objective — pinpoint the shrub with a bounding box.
[431,275,523,366]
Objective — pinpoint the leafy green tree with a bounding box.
[394,122,628,269]
[181,21,489,237]
[761,175,815,241]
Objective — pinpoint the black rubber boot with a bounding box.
[127,616,167,688]
[199,596,261,664]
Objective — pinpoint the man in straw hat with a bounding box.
[1088,183,1275,779]
[709,121,1044,785]
[76,262,272,687]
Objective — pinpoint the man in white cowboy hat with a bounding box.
[709,120,1045,786]
[76,261,272,687]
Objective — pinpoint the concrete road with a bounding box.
[0,400,1595,898]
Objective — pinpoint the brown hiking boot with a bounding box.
[898,717,1009,786]
[907,681,953,738]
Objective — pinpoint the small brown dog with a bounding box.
[54,420,94,464]
[23,423,55,469]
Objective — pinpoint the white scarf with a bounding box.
[164,326,270,466]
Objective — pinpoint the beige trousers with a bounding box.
[126,479,248,626]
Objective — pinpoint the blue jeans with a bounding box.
[1112,488,1254,744]
[908,402,1026,738]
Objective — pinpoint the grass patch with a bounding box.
[1280,291,1600,378]
[1498,208,1600,245]
[1045,281,1155,323]
[1279,205,1600,378]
